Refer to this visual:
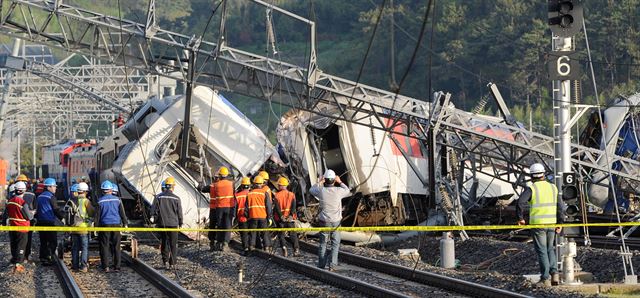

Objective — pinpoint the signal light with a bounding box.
[548,0,583,37]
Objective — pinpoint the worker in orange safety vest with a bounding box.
[244,175,273,254]
[235,177,251,253]
[199,166,235,252]
[273,176,300,257]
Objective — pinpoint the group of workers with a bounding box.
[201,167,303,257]
[2,175,128,273]
[200,166,350,271]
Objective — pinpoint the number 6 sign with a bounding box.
[548,51,581,80]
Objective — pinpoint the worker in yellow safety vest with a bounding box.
[516,163,565,287]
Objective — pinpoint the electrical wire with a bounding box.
[583,19,632,270]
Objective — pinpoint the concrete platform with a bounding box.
[559,283,640,295]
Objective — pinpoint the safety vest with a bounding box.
[247,189,267,219]
[7,196,30,231]
[235,189,249,223]
[274,190,296,221]
[211,179,235,208]
[261,185,273,201]
[529,181,559,225]
[75,197,91,228]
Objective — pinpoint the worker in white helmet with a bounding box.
[516,163,565,287]
[309,169,351,271]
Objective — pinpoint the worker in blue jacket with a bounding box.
[35,178,64,265]
[95,180,128,272]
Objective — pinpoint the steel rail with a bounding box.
[298,241,530,298]
[231,241,410,298]
[53,255,84,298]
[121,252,195,298]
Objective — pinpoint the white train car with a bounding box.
[97,86,282,239]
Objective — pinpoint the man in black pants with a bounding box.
[245,176,273,253]
[151,177,183,269]
[16,174,36,263]
[35,178,64,265]
[3,181,34,272]
[95,180,128,272]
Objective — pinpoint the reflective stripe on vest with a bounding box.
[7,197,29,228]
[275,190,296,221]
[247,191,267,219]
[529,181,558,225]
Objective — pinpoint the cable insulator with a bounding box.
[439,184,453,210]
[449,151,458,180]
[472,96,488,114]
[572,80,581,104]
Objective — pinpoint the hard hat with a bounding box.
[241,177,251,186]
[112,185,119,194]
[161,181,166,189]
[31,179,37,183]
[101,180,113,190]
[530,163,545,177]
[324,169,336,180]
[81,176,88,181]
[218,167,230,177]
[16,174,28,182]
[77,182,89,192]
[278,177,289,187]
[259,171,269,180]
[8,184,15,193]
[70,184,79,193]
[14,181,27,191]
[8,179,14,184]
[44,178,57,187]
[164,177,176,185]
[253,176,265,184]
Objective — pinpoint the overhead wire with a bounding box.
[115,0,160,234]
[582,19,632,260]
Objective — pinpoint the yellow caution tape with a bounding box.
[0,222,639,233]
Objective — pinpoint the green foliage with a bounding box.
[5,0,640,134]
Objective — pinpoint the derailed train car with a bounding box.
[277,108,428,226]
[276,105,518,227]
[96,86,283,239]
[582,93,640,212]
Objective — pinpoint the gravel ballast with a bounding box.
[336,234,640,298]
[136,240,362,298]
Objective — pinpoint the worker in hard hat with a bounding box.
[2,181,34,272]
[273,176,300,257]
[95,180,128,272]
[245,175,273,254]
[516,163,565,287]
[199,166,235,252]
[69,182,93,272]
[35,178,65,266]
[16,174,36,263]
[310,169,351,271]
[258,170,275,200]
[235,177,251,253]
[150,177,183,269]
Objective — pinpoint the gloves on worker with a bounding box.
[149,216,155,224]
[268,218,273,227]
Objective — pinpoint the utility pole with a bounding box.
[33,121,36,178]
[179,48,197,166]
[17,129,21,175]
[0,39,21,139]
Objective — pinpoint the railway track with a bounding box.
[467,231,640,250]
[234,240,528,298]
[54,251,194,298]
[297,240,530,298]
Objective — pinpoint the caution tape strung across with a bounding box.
[0,222,639,233]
